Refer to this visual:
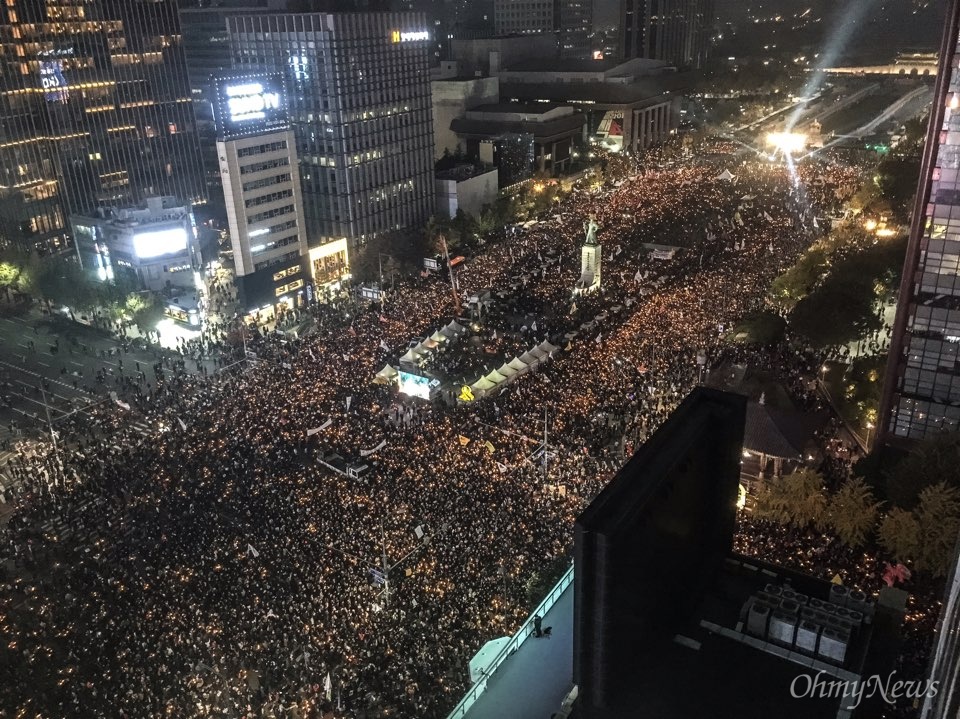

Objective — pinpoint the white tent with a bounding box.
[716,169,735,182]
[429,331,447,344]
[497,363,518,380]
[470,376,497,397]
[374,364,399,385]
[446,320,469,336]
[485,369,509,386]
[399,350,419,365]
[518,351,540,367]
[420,337,439,351]
[537,340,559,357]
[528,346,548,362]
[507,356,529,374]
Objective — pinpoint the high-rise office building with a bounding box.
[619,0,712,68]
[494,0,556,37]
[0,0,206,252]
[559,0,592,59]
[879,0,960,443]
[492,0,590,59]
[227,12,436,248]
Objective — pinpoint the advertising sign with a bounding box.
[213,74,288,140]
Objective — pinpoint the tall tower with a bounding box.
[619,0,711,68]
[227,12,436,249]
[879,0,960,444]
[0,0,206,252]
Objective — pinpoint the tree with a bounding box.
[789,281,881,348]
[753,469,827,528]
[879,483,960,577]
[768,248,828,311]
[879,507,920,565]
[729,310,786,345]
[823,478,881,548]
[886,433,960,510]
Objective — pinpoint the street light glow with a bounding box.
[766,132,807,154]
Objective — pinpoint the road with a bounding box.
[0,303,216,445]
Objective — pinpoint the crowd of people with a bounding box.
[1,146,921,718]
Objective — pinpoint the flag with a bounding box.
[458,435,470,446]
[569,302,577,315]
[531,321,537,332]
[565,342,572,351]
[324,672,332,701]
[379,340,390,351]
[491,330,497,340]
[813,216,820,228]
[177,417,187,431]
[247,543,260,558]
[484,440,496,454]
[595,333,602,344]
[109,392,131,411]
[308,349,316,361]
[348,325,357,336]
[634,269,642,282]
[343,354,350,361]
[379,314,388,323]
[346,396,352,411]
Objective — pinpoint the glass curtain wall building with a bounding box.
[227,12,436,248]
[880,0,960,443]
[619,0,712,69]
[0,0,205,252]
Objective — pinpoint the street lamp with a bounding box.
[865,421,875,449]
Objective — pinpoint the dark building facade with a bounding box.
[574,388,746,716]
[879,0,960,443]
[619,0,712,68]
[227,12,436,248]
[0,0,206,252]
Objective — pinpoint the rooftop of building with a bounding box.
[500,72,695,105]
[468,102,566,115]
[435,161,497,181]
[457,553,903,719]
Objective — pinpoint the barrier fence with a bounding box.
[445,563,575,719]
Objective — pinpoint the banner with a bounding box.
[360,439,387,457]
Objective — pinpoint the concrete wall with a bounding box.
[435,167,499,219]
[432,77,500,159]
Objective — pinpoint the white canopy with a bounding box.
[399,350,418,364]
[497,363,518,380]
[445,320,468,336]
[528,346,548,361]
[507,356,529,374]
[717,169,735,181]
[429,331,447,343]
[470,377,497,395]
[518,351,540,367]
[485,369,509,385]
[420,338,439,350]
[537,340,559,356]
[374,364,398,385]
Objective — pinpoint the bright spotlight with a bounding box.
[766,132,807,154]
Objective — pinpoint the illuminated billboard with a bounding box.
[39,60,69,103]
[213,73,288,140]
[133,227,188,259]
[398,371,431,400]
[390,29,429,43]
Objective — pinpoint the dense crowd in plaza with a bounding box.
[0,147,905,719]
